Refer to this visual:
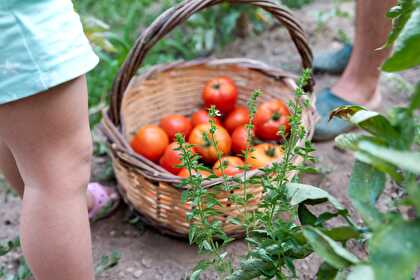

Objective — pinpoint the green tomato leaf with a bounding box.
[0,237,20,257]
[350,111,400,140]
[286,183,344,210]
[409,82,420,112]
[359,141,420,174]
[369,219,420,280]
[316,262,339,280]
[335,133,379,151]
[382,0,416,48]
[347,265,375,280]
[95,251,121,275]
[298,204,318,226]
[329,105,366,122]
[322,226,361,242]
[348,160,386,229]
[303,226,359,269]
[383,7,420,72]
[330,107,400,143]
[190,269,202,280]
[354,151,403,182]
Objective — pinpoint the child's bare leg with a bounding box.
[1,139,112,220]
[0,76,94,280]
[0,141,24,197]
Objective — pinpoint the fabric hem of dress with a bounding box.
[0,52,99,105]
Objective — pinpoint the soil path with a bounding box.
[0,1,416,279]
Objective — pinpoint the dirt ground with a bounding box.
[1,1,418,279]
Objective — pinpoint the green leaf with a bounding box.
[335,133,367,151]
[383,7,420,72]
[95,251,121,275]
[369,219,420,280]
[354,151,403,182]
[382,0,416,48]
[190,269,202,280]
[316,262,339,280]
[409,82,420,112]
[359,141,420,174]
[322,226,361,242]
[189,224,197,244]
[0,237,20,257]
[350,111,400,141]
[347,265,375,280]
[202,240,212,251]
[405,174,420,210]
[181,190,189,204]
[225,257,275,280]
[329,105,366,122]
[298,204,318,226]
[330,107,400,143]
[303,227,359,269]
[348,161,386,229]
[286,183,344,210]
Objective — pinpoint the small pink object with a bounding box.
[88,182,119,220]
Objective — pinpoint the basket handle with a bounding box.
[109,0,314,125]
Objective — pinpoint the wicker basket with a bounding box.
[101,0,316,238]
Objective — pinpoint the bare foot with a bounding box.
[331,78,381,109]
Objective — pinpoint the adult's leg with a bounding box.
[332,0,396,104]
[0,76,94,280]
[314,0,397,141]
[0,141,24,197]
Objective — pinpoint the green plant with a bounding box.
[180,70,354,279]
[185,2,420,278]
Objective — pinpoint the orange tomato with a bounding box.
[189,124,231,163]
[212,156,244,177]
[224,106,250,133]
[191,109,222,128]
[131,125,169,162]
[159,114,192,141]
[177,168,211,178]
[203,77,238,115]
[246,143,284,169]
[254,100,290,141]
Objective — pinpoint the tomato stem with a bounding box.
[272,111,281,121]
[212,83,221,91]
[265,146,276,157]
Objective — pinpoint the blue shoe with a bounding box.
[313,43,352,74]
[313,88,355,142]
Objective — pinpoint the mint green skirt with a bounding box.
[0,0,99,104]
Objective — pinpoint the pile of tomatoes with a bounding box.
[130,77,290,178]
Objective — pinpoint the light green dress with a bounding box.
[0,0,98,104]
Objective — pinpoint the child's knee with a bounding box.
[24,137,93,196]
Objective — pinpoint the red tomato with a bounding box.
[254,100,291,141]
[191,109,222,127]
[231,125,254,155]
[159,142,194,174]
[224,106,250,133]
[202,77,238,115]
[177,168,211,178]
[246,143,284,169]
[212,156,244,177]
[131,125,169,162]
[159,114,192,141]
[189,124,231,163]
